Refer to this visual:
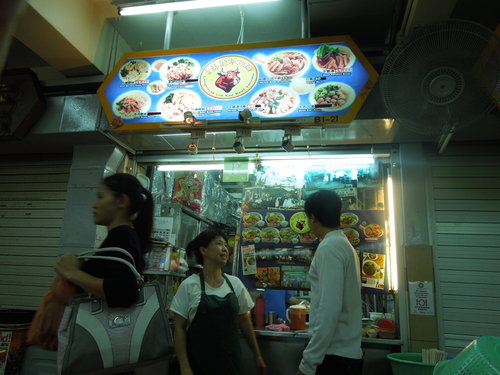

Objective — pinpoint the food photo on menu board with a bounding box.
[99,37,375,127]
[340,210,388,292]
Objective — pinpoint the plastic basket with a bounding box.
[387,353,436,375]
[433,336,500,375]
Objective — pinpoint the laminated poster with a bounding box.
[242,244,257,275]
[238,208,388,293]
[152,216,174,242]
[340,210,387,293]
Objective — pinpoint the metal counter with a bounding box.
[239,329,401,375]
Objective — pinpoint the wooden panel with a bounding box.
[434,200,500,211]
[435,222,500,234]
[1,296,42,310]
[441,308,500,324]
[0,274,54,287]
[0,200,67,209]
[432,177,500,189]
[1,265,56,277]
[439,270,499,284]
[434,211,500,223]
[440,283,500,298]
[0,182,68,192]
[0,209,64,218]
[0,191,67,200]
[433,188,500,200]
[0,165,70,175]
[0,227,61,237]
[435,233,497,247]
[0,218,63,228]
[436,258,500,272]
[442,321,499,336]
[436,245,499,259]
[0,173,69,183]
[0,255,58,267]
[0,158,70,310]
[0,237,60,247]
[0,246,58,257]
[0,284,48,296]
[441,295,500,311]
[432,166,500,178]
[443,334,478,355]
[0,158,71,167]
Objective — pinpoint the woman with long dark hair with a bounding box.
[54,172,153,306]
[27,172,154,356]
[171,229,266,375]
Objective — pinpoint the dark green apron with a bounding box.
[186,272,243,375]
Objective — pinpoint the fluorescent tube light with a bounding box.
[260,157,375,168]
[119,0,279,16]
[157,164,224,171]
[387,175,398,291]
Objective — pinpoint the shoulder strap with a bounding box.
[223,274,236,294]
[79,247,136,267]
[78,248,143,283]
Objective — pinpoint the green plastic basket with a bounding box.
[433,336,500,375]
[387,353,436,375]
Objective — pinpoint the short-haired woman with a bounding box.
[170,229,266,375]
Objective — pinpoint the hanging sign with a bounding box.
[97,36,378,131]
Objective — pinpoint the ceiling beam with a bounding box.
[13,0,117,77]
[400,0,457,38]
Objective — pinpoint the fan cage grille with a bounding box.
[381,19,500,136]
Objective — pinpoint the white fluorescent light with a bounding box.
[158,164,224,171]
[119,0,279,16]
[387,175,398,291]
[261,157,375,167]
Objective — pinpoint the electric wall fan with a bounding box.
[380,19,500,145]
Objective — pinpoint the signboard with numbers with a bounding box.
[97,36,378,131]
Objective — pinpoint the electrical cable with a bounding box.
[236,8,245,43]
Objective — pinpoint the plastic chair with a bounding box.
[433,336,500,375]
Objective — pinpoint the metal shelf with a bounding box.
[142,270,186,277]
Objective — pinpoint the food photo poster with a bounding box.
[237,208,387,293]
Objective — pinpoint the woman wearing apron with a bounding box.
[171,229,266,375]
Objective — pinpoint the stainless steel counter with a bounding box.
[237,329,401,375]
[254,328,402,346]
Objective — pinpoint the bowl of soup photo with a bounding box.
[362,260,378,277]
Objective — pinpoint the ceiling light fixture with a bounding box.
[118,0,279,16]
[238,109,260,124]
[183,111,196,125]
[281,135,294,152]
[157,164,224,171]
[233,136,245,154]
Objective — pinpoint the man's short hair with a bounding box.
[304,190,341,228]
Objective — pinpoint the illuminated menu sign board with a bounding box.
[97,36,378,131]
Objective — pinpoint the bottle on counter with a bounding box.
[255,293,266,328]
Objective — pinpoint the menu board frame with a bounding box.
[97,35,379,132]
